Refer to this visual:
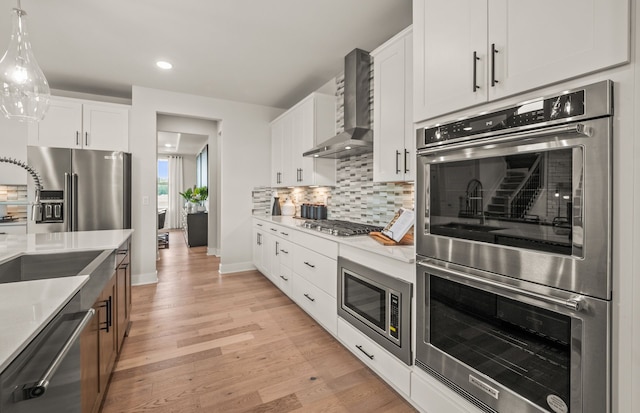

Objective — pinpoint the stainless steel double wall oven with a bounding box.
[415,81,613,413]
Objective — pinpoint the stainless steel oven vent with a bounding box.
[303,48,372,159]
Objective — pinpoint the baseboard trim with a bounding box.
[219,261,256,274]
[132,271,158,286]
[207,247,220,256]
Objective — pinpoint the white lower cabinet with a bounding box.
[293,244,337,298]
[292,273,337,335]
[337,318,411,396]
[276,265,293,298]
[411,368,483,413]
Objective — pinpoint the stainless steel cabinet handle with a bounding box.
[404,149,409,174]
[395,150,401,174]
[280,275,289,281]
[75,131,80,146]
[280,232,289,236]
[84,131,89,146]
[270,228,278,232]
[491,43,499,87]
[304,261,315,268]
[257,223,263,227]
[473,51,480,92]
[17,309,95,401]
[280,249,289,254]
[356,345,375,360]
[275,241,279,256]
[303,293,315,302]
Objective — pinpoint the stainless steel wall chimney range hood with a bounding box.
[303,49,372,159]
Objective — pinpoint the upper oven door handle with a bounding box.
[417,123,592,155]
[417,259,585,312]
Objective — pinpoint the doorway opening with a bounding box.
[156,114,220,255]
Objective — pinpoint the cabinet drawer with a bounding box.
[253,219,267,230]
[293,230,337,258]
[411,369,483,413]
[276,265,293,297]
[292,274,337,335]
[276,226,293,240]
[277,238,293,269]
[293,245,337,297]
[337,318,411,396]
[267,223,294,240]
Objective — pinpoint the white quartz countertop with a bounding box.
[0,229,134,263]
[0,229,133,373]
[253,215,415,263]
[0,275,89,372]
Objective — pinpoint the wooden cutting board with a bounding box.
[369,231,414,246]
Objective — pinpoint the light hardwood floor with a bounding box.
[101,230,417,413]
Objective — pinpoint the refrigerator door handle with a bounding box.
[64,173,72,232]
[72,173,79,232]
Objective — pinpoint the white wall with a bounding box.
[130,86,283,283]
[182,155,197,190]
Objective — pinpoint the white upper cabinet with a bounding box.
[270,118,285,186]
[0,115,28,185]
[414,0,487,122]
[414,0,630,122]
[372,26,414,183]
[28,96,129,152]
[270,93,335,187]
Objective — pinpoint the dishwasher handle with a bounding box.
[16,308,95,401]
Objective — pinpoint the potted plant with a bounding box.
[193,186,208,212]
[179,187,196,212]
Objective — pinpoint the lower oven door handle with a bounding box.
[417,260,584,312]
[417,123,591,155]
[17,308,95,401]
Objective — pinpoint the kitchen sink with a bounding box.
[0,250,106,284]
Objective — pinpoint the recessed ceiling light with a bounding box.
[156,61,173,70]
[164,143,172,148]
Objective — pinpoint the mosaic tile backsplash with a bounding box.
[252,154,414,227]
[0,185,28,221]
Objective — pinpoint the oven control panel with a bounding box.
[419,89,586,148]
[389,293,400,340]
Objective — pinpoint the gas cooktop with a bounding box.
[301,219,383,237]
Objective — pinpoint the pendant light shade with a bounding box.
[0,3,50,122]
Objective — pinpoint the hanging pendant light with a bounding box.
[0,0,50,122]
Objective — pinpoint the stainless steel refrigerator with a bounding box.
[27,146,131,233]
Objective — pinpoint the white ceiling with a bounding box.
[157,131,208,156]
[0,0,412,109]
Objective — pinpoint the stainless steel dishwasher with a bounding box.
[0,292,94,413]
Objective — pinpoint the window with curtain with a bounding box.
[157,158,168,210]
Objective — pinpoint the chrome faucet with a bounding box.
[0,157,43,220]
